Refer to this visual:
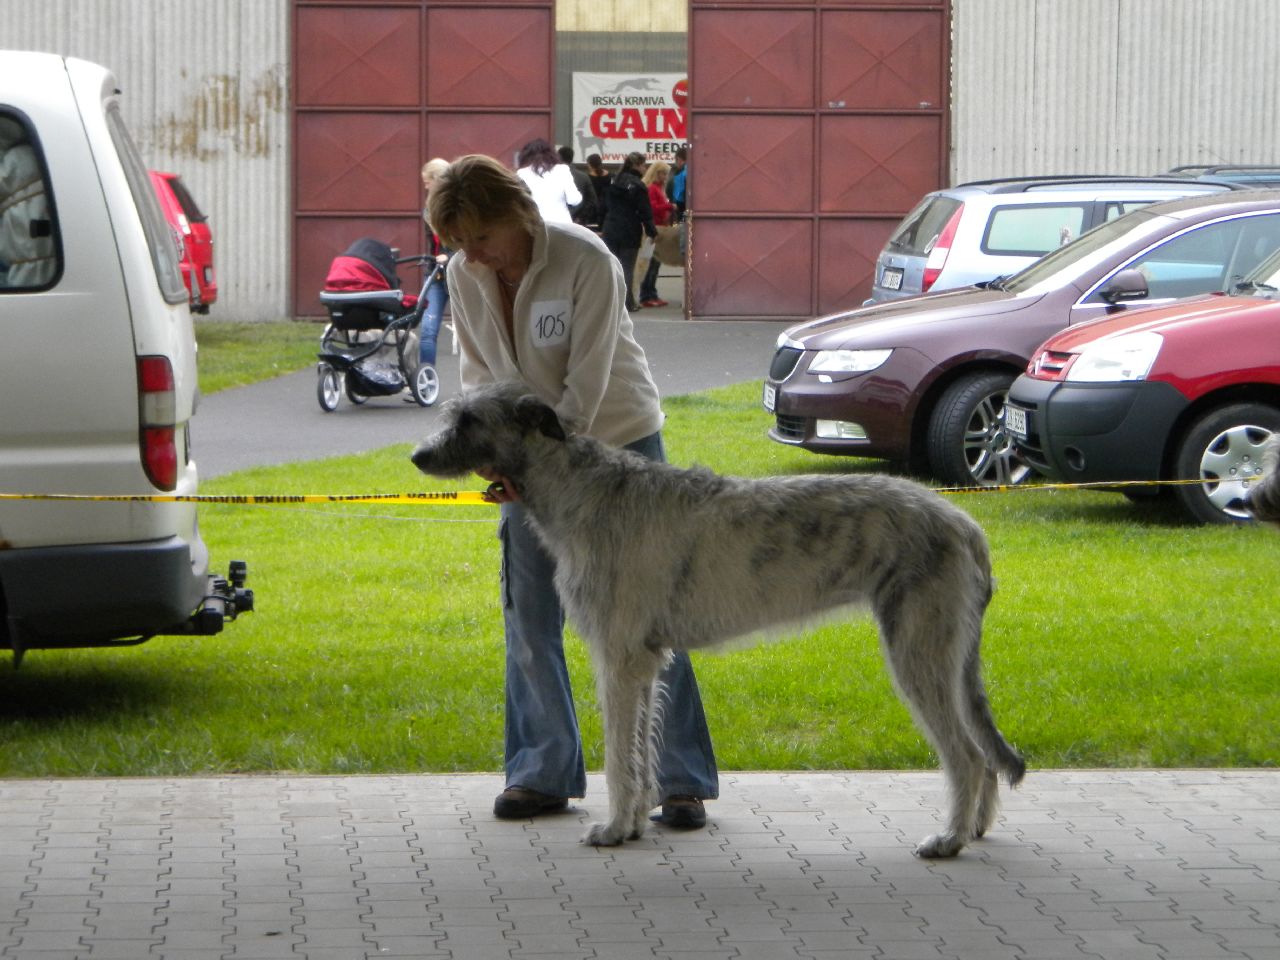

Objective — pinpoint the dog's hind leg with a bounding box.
[875,590,988,858]
[583,645,666,847]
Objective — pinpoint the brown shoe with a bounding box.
[651,795,706,829]
[493,787,568,819]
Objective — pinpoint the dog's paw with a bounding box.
[582,820,629,847]
[914,832,965,859]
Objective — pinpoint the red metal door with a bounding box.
[688,0,950,320]
[292,1,554,316]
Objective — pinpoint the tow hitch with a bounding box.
[182,560,254,635]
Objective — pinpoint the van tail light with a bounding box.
[137,355,178,490]
[922,205,964,293]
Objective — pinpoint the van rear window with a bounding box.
[886,197,962,256]
[0,109,59,291]
[105,103,188,305]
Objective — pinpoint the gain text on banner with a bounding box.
[571,72,689,164]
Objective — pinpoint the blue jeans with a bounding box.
[417,277,447,365]
[498,431,719,801]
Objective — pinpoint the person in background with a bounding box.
[669,145,688,222]
[585,153,612,228]
[600,152,655,313]
[425,154,719,829]
[516,138,581,224]
[638,160,673,308]
[415,157,451,373]
[557,145,598,229]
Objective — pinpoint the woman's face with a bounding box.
[456,222,530,274]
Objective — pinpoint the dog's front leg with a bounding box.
[583,648,663,847]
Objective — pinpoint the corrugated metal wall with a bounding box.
[953,0,1280,182]
[0,0,289,321]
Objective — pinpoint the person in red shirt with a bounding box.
[638,160,673,307]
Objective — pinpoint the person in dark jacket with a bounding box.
[600,152,655,312]
[585,153,612,226]
[557,145,598,229]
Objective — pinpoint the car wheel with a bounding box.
[1173,403,1279,524]
[411,362,440,407]
[927,371,1032,487]
[317,365,341,412]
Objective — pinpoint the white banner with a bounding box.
[570,72,689,164]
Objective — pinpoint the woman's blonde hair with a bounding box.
[420,157,449,184]
[425,155,541,249]
[643,160,670,186]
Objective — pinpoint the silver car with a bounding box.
[867,175,1239,304]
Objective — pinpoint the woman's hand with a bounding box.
[476,467,520,503]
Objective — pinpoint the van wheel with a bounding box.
[317,365,341,412]
[927,371,1031,487]
[1172,403,1279,523]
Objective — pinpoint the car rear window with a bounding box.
[982,204,1087,256]
[166,175,207,224]
[0,108,60,291]
[886,196,962,256]
[105,103,188,306]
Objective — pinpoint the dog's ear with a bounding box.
[515,395,567,442]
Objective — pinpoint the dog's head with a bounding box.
[411,382,567,481]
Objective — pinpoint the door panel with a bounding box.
[292,1,553,316]
[690,1,950,319]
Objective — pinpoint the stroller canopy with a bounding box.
[324,237,399,293]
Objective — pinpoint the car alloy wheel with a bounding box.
[927,371,1032,488]
[1173,403,1279,524]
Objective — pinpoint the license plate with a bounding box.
[762,383,777,412]
[881,267,903,290]
[1005,405,1028,438]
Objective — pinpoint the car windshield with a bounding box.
[1237,246,1280,293]
[1000,208,1168,294]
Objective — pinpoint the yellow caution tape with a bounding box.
[0,491,493,505]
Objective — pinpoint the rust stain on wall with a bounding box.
[154,65,287,161]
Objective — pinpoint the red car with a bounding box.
[1006,253,1280,523]
[149,170,217,312]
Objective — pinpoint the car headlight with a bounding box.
[808,348,893,374]
[1065,331,1163,383]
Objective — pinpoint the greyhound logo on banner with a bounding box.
[571,73,689,164]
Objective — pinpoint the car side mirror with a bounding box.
[1099,268,1149,305]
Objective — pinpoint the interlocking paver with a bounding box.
[0,771,1276,959]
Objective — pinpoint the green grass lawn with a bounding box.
[195,319,321,393]
[3,382,1278,777]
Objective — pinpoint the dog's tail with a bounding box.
[963,645,1026,787]
[1248,436,1280,526]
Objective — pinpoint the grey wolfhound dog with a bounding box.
[1249,437,1280,526]
[411,383,1026,858]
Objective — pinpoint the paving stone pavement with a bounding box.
[1,770,1278,960]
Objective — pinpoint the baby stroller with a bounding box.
[316,238,443,411]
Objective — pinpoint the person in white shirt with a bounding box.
[426,154,718,828]
[515,138,581,225]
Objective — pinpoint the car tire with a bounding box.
[1172,403,1279,524]
[927,371,1031,487]
[317,365,341,412]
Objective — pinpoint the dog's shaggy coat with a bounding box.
[412,383,1026,857]
[1249,437,1280,526]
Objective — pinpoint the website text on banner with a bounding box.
[571,72,689,164]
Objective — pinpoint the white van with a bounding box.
[0,52,250,666]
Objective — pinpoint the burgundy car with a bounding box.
[763,191,1280,487]
[1006,255,1280,524]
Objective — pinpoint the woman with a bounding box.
[600,152,655,312]
[515,138,581,224]
[638,160,673,308]
[416,158,451,371]
[426,155,719,828]
[585,153,612,225]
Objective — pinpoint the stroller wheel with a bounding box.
[345,377,368,405]
[317,365,341,412]
[411,362,440,407]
